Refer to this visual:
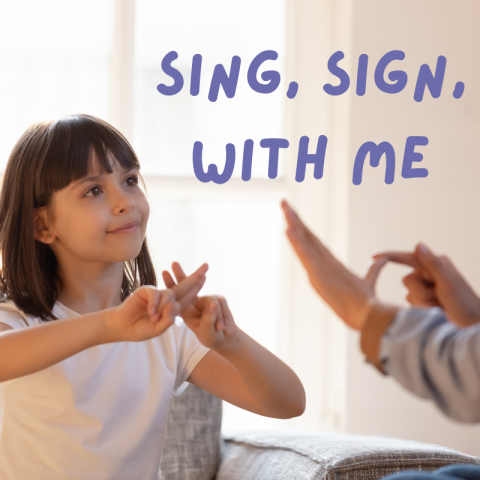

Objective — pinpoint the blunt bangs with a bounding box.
[34,114,141,208]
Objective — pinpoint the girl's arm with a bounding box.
[0,309,116,382]
[0,265,208,382]
[162,262,306,419]
[188,325,306,419]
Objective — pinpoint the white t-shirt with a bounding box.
[0,299,210,480]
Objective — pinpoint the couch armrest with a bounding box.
[218,430,480,480]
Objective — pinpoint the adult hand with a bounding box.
[281,200,386,330]
[370,243,480,328]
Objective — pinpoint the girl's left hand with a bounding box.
[162,263,240,351]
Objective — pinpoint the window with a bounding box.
[131,0,288,431]
[0,0,339,434]
[0,0,112,167]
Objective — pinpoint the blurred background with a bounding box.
[1,0,480,455]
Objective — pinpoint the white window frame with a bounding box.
[108,0,353,433]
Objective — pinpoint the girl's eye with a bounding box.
[83,175,139,198]
[125,175,139,187]
[84,186,102,198]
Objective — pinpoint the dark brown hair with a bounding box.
[0,114,157,321]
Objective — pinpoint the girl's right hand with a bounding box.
[106,263,209,342]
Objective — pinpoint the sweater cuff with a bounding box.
[360,303,400,374]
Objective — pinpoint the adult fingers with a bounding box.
[372,250,434,282]
[286,223,339,279]
[282,200,337,263]
[405,291,439,307]
[372,251,421,270]
[414,243,451,283]
[282,201,315,247]
[170,263,209,299]
[285,226,318,272]
[282,200,322,248]
[402,272,438,306]
[281,199,302,229]
[363,256,389,292]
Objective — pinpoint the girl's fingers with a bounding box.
[146,287,161,316]
[164,301,180,322]
[213,296,225,330]
[162,270,176,289]
[201,299,219,330]
[170,263,209,299]
[172,262,188,283]
[157,289,175,312]
[153,303,176,332]
[217,296,232,330]
[176,275,207,309]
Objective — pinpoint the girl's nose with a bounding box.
[113,190,135,213]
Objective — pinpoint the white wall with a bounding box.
[343,0,480,456]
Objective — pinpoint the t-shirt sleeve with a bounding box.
[0,306,30,329]
[173,320,210,396]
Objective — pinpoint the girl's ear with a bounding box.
[33,207,53,243]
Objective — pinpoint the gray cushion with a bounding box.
[160,384,222,480]
[218,430,480,480]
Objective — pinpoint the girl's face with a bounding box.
[35,152,150,266]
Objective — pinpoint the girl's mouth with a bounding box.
[109,224,139,234]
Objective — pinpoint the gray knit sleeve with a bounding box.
[379,307,480,423]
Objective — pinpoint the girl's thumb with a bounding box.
[201,300,218,325]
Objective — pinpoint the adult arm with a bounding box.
[282,200,480,423]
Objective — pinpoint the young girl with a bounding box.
[0,114,305,480]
